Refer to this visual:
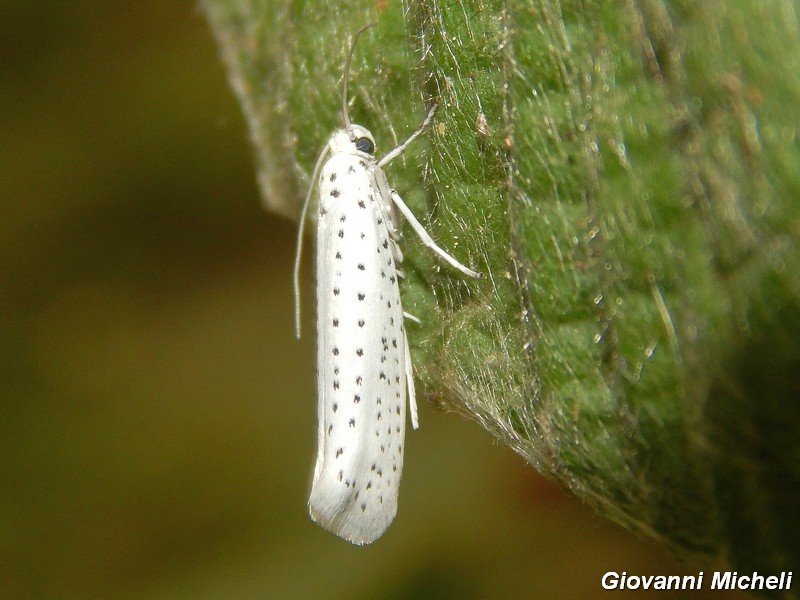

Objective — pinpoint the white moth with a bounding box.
[293,25,482,545]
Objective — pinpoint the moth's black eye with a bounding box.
[355,137,374,154]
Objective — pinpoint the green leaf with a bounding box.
[203,0,800,578]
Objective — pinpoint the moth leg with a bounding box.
[377,104,438,168]
[402,329,419,430]
[403,311,421,324]
[390,190,483,279]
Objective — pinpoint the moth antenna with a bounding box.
[341,23,375,136]
[293,144,331,339]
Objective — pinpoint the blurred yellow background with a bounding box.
[0,2,749,598]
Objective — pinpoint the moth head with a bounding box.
[328,125,376,156]
[349,124,376,155]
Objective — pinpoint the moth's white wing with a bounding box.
[309,152,408,545]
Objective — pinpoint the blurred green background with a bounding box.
[0,3,752,599]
